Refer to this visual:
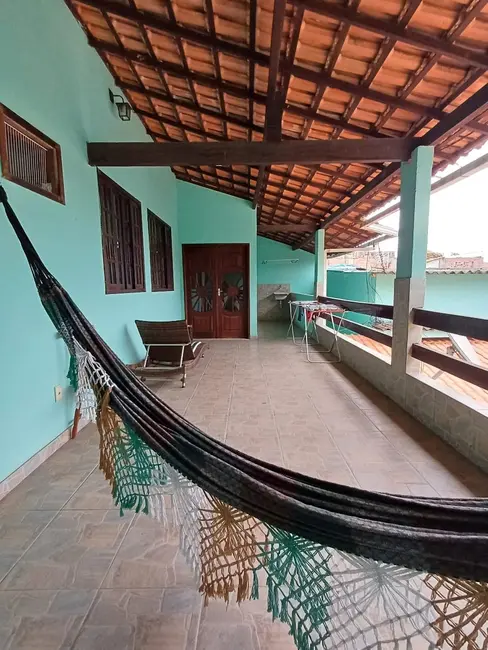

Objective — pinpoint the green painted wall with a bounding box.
[327,270,377,324]
[177,183,258,336]
[0,0,184,481]
[375,273,488,319]
[257,236,315,295]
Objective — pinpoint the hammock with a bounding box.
[2,185,488,650]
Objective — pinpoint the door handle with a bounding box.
[217,288,221,297]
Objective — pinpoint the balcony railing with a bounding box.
[318,296,393,348]
[411,309,488,391]
[317,296,488,394]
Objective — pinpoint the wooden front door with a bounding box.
[183,244,249,339]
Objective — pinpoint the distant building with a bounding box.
[331,252,488,273]
[427,255,488,270]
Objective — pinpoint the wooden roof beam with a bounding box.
[295,0,488,70]
[117,77,386,139]
[180,165,356,198]
[75,0,268,64]
[91,40,399,117]
[134,101,263,134]
[90,38,488,137]
[80,1,488,131]
[290,64,445,121]
[370,1,488,138]
[292,81,488,249]
[180,165,346,201]
[87,137,415,167]
[253,0,287,208]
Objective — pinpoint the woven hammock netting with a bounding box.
[2,185,488,650]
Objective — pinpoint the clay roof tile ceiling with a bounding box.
[66,0,488,251]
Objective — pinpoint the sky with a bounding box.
[375,143,488,259]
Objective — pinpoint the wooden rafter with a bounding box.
[292,81,488,249]
[77,0,488,70]
[68,0,488,251]
[253,0,287,209]
[375,0,488,138]
[295,0,488,69]
[267,0,362,225]
[88,38,488,138]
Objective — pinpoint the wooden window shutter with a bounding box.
[163,221,174,291]
[131,202,145,292]
[97,171,145,294]
[148,211,174,292]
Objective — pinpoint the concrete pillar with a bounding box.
[391,145,434,374]
[323,249,328,297]
[314,229,325,297]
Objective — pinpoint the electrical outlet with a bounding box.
[54,385,63,402]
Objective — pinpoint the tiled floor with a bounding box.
[1,323,488,649]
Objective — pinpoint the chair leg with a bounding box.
[181,365,187,388]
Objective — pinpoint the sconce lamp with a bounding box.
[109,90,132,122]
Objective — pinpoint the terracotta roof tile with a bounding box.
[66,0,488,251]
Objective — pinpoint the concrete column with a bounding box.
[323,249,328,297]
[314,229,325,297]
[391,146,434,374]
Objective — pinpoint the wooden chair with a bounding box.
[134,320,205,387]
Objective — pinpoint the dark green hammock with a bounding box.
[2,184,488,650]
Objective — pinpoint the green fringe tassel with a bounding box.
[111,420,168,516]
[67,354,78,391]
[258,527,332,650]
[251,569,260,600]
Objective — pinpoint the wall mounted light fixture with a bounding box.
[109,90,132,122]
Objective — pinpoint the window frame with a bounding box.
[98,171,146,295]
[148,210,174,292]
[0,104,65,204]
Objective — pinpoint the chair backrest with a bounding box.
[135,320,191,345]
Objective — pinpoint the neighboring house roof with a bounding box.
[375,269,488,275]
[425,269,488,275]
[348,335,488,405]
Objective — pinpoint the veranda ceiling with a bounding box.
[66,0,488,251]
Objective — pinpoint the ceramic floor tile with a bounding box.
[1,457,96,513]
[0,589,96,650]
[102,519,196,590]
[64,472,115,510]
[0,511,58,583]
[2,511,132,591]
[72,587,201,650]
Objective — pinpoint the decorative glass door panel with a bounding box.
[184,245,249,339]
[191,272,213,313]
[221,271,244,313]
[184,248,216,338]
[217,246,248,338]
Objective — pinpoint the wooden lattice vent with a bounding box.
[0,105,64,203]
